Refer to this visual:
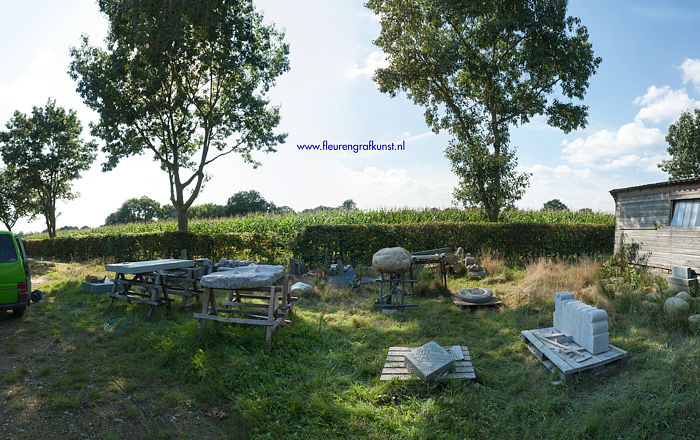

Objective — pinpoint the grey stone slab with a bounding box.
[82,280,115,294]
[200,264,284,289]
[450,345,464,361]
[106,259,194,274]
[404,341,454,381]
[671,266,694,279]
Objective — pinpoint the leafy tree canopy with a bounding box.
[367,0,600,221]
[543,198,568,211]
[0,167,36,232]
[69,0,289,232]
[0,99,96,237]
[659,108,700,179]
[225,190,276,216]
[341,199,357,211]
[105,196,163,225]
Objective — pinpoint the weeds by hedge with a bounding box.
[24,222,614,267]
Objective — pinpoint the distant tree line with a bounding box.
[104,191,358,225]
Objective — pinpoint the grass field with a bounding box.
[1,257,698,439]
[25,208,615,240]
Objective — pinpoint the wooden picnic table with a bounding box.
[106,259,211,318]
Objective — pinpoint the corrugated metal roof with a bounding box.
[609,177,700,196]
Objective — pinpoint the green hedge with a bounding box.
[294,222,614,266]
[24,232,291,263]
[24,222,614,266]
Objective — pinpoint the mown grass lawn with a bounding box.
[1,259,699,439]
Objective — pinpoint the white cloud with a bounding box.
[562,121,665,168]
[404,130,434,142]
[0,50,96,124]
[679,58,700,90]
[633,85,699,123]
[638,154,669,173]
[348,51,389,80]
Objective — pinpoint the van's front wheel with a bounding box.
[12,308,25,318]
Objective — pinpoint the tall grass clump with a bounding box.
[516,258,603,307]
[479,248,506,276]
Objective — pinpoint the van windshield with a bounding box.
[0,235,18,263]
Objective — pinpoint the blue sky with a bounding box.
[1,0,700,232]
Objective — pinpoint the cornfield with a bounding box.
[25,208,614,240]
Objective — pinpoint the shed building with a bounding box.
[610,177,700,273]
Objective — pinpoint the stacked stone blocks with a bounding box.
[553,291,609,355]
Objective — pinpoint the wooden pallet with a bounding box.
[521,327,627,384]
[380,345,475,381]
[451,296,503,310]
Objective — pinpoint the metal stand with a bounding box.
[374,272,418,310]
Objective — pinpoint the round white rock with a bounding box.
[676,291,692,301]
[664,297,690,315]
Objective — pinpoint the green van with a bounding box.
[0,231,31,317]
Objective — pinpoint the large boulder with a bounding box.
[372,247,412,274]
[664,297,690,315]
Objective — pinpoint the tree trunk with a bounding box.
[486,206,499,222]
[176,205,188,233]
[490,110,502,223]
[46,212,56,238]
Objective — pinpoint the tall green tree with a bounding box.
[0,99,96,237]
[225,190,275,216]
[341,199,357,211]
[659,108,700,179]
[69,0,289,232]
[543,198,568,211]
[367,0,601,221]
[0,167,36,232]
[104,196,163,225]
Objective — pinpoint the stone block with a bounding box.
[201,264,284,289]
[82,280,115,294]
[553,292,609,355]
[666,276,697,294]
[671,266,694,279]
[404,341,454,381]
